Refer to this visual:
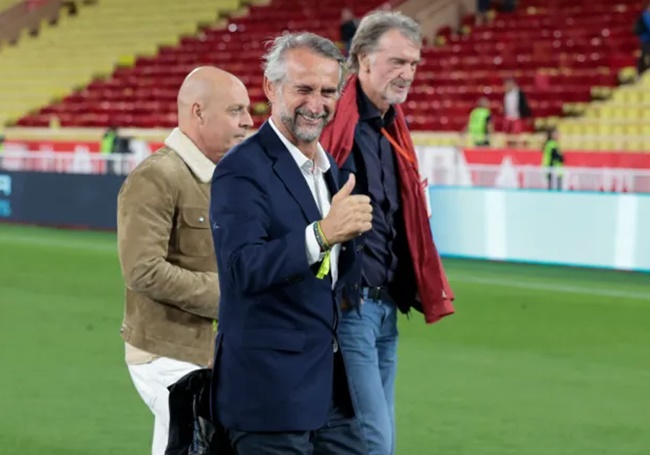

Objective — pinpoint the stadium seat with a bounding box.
[0,0,240,127]
[5,0,648,149]
[556,63,650,151]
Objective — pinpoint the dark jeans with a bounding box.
[227,351,367,455]
[547,172,563,190]
[228,406,366,455]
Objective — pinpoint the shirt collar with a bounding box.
[268,118,330,174]
[356,78,396,127]
[164,128,215,183]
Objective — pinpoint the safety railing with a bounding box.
[2,150,650,193]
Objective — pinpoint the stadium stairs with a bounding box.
[0,0,242,129]
[557,71,650,152]
[13,0,388,131]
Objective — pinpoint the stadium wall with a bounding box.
[0,171,124,230]
[428,187,650,272]
[1,171,648,273]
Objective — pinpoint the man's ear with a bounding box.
[359,54,371,73]
[192,103,204,123]
[263,76,277,104]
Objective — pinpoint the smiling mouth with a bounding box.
[298,113,323,125]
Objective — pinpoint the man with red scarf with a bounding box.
[320,11,455,455]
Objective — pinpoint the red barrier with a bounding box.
[463,148,650,169]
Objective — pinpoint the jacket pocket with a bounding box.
[178,206,212,257]
[241,329,306,353]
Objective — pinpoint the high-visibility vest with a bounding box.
[468,107,490,143]
[542,139,564,178]
[542,139,563,167]
[101,131,116,155]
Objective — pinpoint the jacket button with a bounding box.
[341,246,347,251]
[199,216,205,223]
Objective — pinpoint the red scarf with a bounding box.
[320,75,455,324]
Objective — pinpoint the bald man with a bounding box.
[117,67,253,455]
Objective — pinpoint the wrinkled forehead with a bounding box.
[372,29,421,62]
[282,50,342,90]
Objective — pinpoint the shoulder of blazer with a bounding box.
[216,133,266,171]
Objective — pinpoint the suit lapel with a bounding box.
[323,168,338,198]
[273,153,322,222]
[258,122,322,223]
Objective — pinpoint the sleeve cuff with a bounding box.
[305,223,325,265]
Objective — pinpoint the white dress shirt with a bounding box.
[504,88,520,119]
[268,119,340,287]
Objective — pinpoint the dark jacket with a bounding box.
[165,368,235,455]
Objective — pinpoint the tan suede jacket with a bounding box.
[117,128,219,366]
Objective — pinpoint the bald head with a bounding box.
[177,66,253,163]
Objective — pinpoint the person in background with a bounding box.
[503,77,532,146]
[101,126,117,155]
[320,11,456,455]
[542,126,564,190]
[476,0,491,26]
[340,7,358,55]
[116,66,253,455]
[101,126,117,173]
[501,0,517,13]
[633,1,650,76]
[467,97,493,146]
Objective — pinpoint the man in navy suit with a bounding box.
[209,32,373,455]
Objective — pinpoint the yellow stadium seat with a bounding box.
[535,118,548,130]
[600,105,615,119]
[117,55,136,67]
[600,139,617,151]
[0,0,240,126]
[623,107,638,120]
[580,139,599,151]
[625,139,645,152]
[559,122,578,135]
[597,123,613,135]
[583,124,598,137]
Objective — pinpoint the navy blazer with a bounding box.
[209,121,357,432]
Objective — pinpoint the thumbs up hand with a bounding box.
[319,174,373,245]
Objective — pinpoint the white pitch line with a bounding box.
[0,232,117,253]
[449,275,650,301]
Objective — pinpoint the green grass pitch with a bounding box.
[0,224,648,454]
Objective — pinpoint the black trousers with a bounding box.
[547,172,563,190]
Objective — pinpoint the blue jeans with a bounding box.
[338,295,398,455]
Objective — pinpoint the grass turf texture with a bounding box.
[0,224,648,454]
